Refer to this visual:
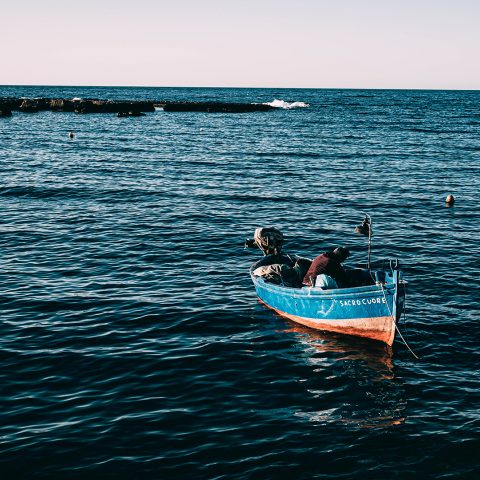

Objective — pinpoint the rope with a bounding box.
[380,283,420,359]
[401,287,412,342]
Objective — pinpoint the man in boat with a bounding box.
[302,247,351,288]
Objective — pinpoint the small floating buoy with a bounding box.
[68,131,74,139]
[445,194,455,206]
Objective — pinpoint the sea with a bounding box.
[0,86,479,479]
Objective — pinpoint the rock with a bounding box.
[162,102,275,113]
[50,99,76,112]
[19,98,53,112]
[75,100,154,114]
[19,99,40,113]
[0,109,12,117]
[0,98,21,111]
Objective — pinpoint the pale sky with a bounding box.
[2,0,479,89]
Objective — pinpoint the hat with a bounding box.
[333,247,350,261]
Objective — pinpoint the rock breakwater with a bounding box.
[0,98,277,115]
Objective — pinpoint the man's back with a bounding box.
[302,251,348,287]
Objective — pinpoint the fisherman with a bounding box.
[302,247,350,288]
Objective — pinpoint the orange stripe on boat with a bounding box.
[260,300,395,346]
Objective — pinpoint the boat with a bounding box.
[251,260,406,346]
[246,221,407,346]
[250,258,406,346]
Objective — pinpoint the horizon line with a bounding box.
[1,83,479,92]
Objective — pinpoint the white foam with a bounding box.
[263,98,309,109]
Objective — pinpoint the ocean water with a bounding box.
[0,86,479,479]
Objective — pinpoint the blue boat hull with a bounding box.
[251,265,406,345]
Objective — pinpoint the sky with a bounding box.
[1,0,479,89]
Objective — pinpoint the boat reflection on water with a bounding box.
[282,321,407,429]
[283,321,395,378]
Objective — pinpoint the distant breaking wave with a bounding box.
[263,99,309,109]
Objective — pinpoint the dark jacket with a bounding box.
[302,252,349,287]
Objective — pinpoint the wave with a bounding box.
[263,98,309,109]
